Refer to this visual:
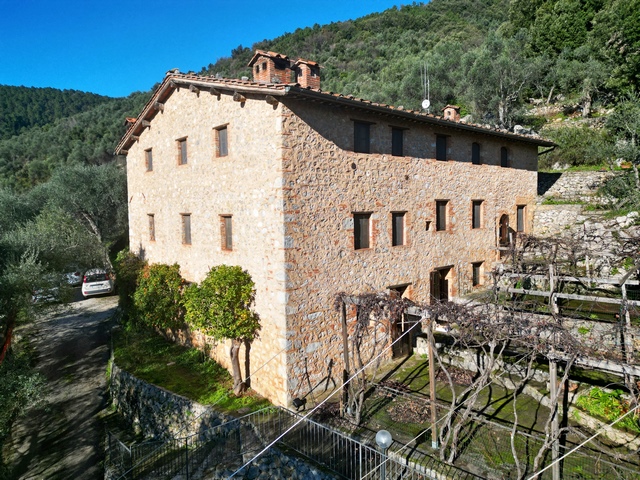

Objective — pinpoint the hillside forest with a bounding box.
[0,0,639,472]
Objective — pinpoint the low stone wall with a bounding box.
[538,171,614,201]
[109,363,337,479]
[110,363,232,439]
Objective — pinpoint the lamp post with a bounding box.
[375,429,392,480]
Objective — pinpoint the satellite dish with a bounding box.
[422,99,431,110]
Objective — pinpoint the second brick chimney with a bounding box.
[293,58,320,89]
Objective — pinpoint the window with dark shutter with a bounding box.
[220,215,233,250]
[500,146,508,167]
[472,200,483,229]
[181,214,191,244]
[391,127,404,156]
[472,142,480,165]
[517,205,526,232]
[354,121,371,153]
[178,138,188,165]
[436,135,447,161]
[436,201,448,231]
[148,214,155,241]
[216,126,228,157]
[145,148,153,171]
[392,212,405,246]
[472,262,483,286]
[353,213,371,249]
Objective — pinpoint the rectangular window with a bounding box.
[472,200,483,229]
[148,214,155,241]
[353,213,371,249]
[392,212,405,246]
[472,142,480,165]
[472,262,483,287]
[220,215,233,250]
[517,205,526,232]
[181,214,191,245]
[178,138,188,165]
[391,127,404,156]
[215,126,228,157]
[500,146,509,167]
[436,135,447,161]
[354,121,370,153]
[436,200,448,231]
[145,148,153,171]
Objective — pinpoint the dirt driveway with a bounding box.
[3,294,118,479]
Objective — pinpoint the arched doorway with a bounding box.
[499,214,510,247]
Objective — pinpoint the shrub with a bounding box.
[184,265,260,394]
[133,263,185,330]
[113,249,146,321]
[539,125,613,170]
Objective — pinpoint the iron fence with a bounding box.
[107,403,640,479]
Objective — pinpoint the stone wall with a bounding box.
[110,362,232,439]
[125,87,289,405]
[109,363,337,480]
[280,97,541,401]
[538,170,614,202]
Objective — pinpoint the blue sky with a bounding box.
[0,0,406,98]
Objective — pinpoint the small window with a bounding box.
[391,127,404,157]
[215,126,228,157]
[500,147,508,167]
[220,215,233,251]
[353,213,371,250]
[472,262,483,287]
[472,142,480,165]
[148,214,155,241]
[436,201,448,231]
[472,200,483,229]
[436,135,447,161]
[181,214,191,245]
[517,205,526,233]
[145,148,153,171]
[392,212,406,246]
[178,138,188,165]
[354,121,370,153]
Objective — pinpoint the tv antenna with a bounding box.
[421,62,430,113]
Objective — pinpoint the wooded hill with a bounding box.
[0,0,638,191]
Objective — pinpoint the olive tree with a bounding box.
[184,265,260,395]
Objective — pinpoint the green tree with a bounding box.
[607,93,640,190]
[28,163,128,269]
[113,249,147,322]
[133,263,185,331]
[460,32,537,127]
[590,0,640,93]
[184,265,261,395]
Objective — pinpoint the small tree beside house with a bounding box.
[185,265,261,395]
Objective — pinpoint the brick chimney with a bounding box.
[442,105,461,122]
[248,50,293,84]
[293,58,320,89]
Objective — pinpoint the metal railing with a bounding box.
[106,406,482,479]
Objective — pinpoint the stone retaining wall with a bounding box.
[110,363,233,439]
[109,363,337,479]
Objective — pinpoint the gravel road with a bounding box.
[3,294,118,479]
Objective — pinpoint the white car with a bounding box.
[81,269,114,298]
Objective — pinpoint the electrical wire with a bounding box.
[227,319,424,478]
[526,404,640,480]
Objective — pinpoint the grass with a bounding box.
[112,326,271,413]
[541,197,585,205]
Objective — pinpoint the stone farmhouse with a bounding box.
[115,50,554,406]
